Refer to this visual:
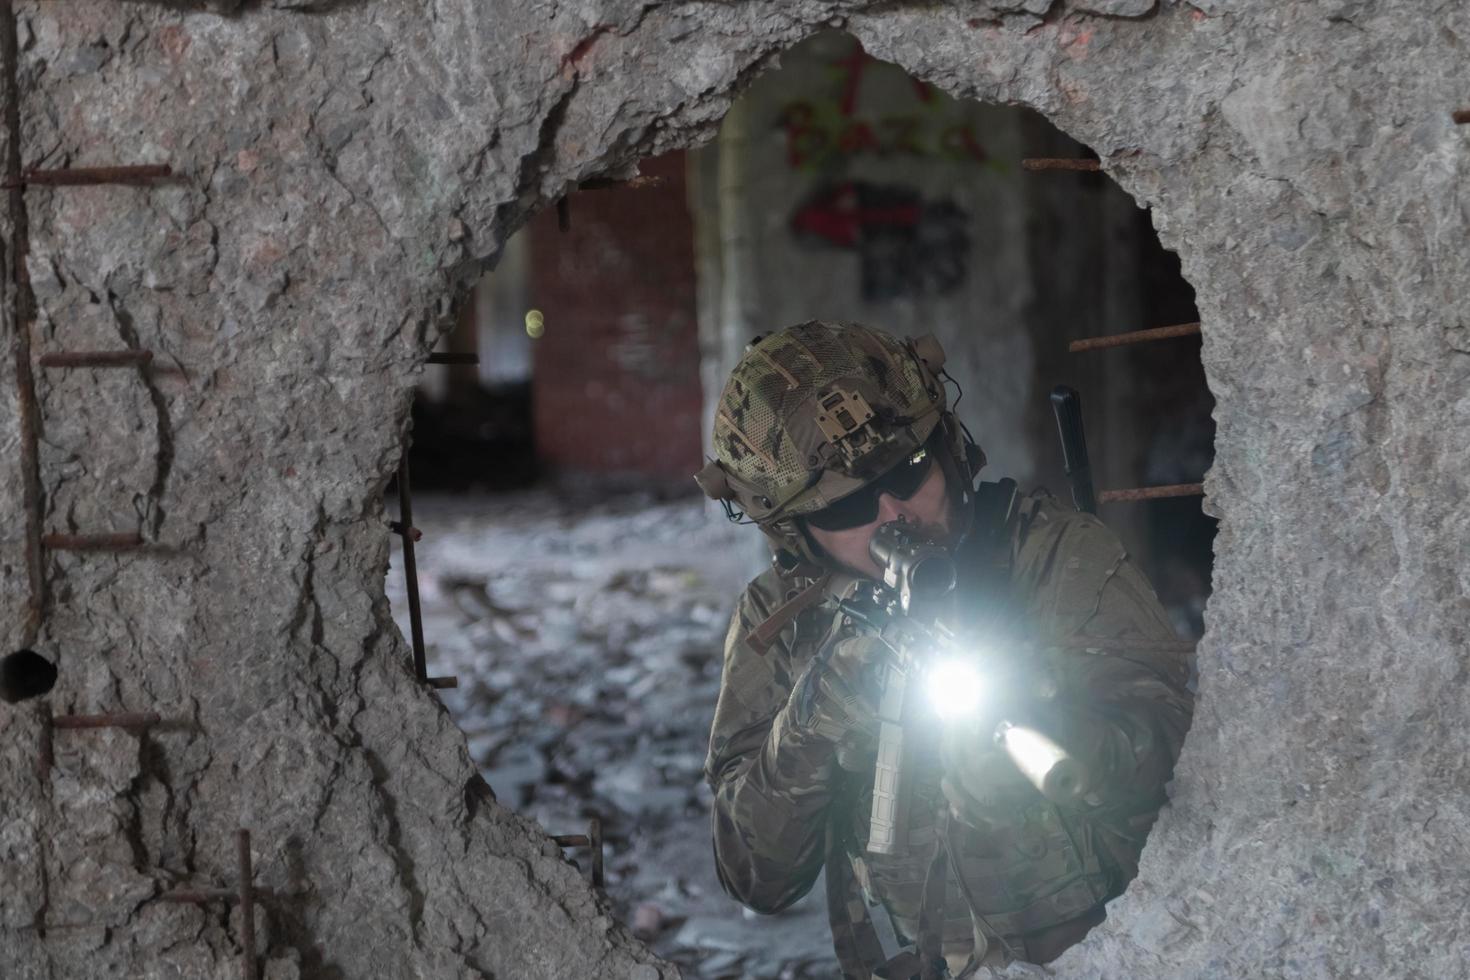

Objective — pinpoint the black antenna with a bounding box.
[1049,386,1097,515]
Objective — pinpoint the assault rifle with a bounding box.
[842,521,1090,856]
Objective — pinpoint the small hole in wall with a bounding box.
[1,648,59,704]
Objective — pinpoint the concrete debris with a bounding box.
[389,488,833,978]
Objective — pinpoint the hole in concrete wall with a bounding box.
[1,648,58,704]
[389,29,1208,978]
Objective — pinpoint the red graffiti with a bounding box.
[790,182,921,247]
[939,125,990,164]
[780,38,991,170]
[782,105,991,169]
[837,121,882,155]
[781,102,824,169]
[880,117,926,156]
[790,181,971,302]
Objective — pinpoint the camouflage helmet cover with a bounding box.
[699,320,950,527]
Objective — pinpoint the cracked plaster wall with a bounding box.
[0,1,1466,978]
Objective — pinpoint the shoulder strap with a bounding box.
[746,572,833,655]
[826,814,889,979]
[914,832,950,980]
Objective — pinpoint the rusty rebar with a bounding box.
[13,345,42,643]
[388,521,422,542]
[1068,322,1202,353]
[52,711,160,731]
[1021,158,1101,172]
[556,197,570,233]
[553,815,604,887]
[238,830,257,980]
[1453,109,1470,125]
[578,175,667,191]
[1097,482,1205,504]
[39,350,153,368]
[4,164,173,188]
[427,676,458,690]
[3,0,43,648]
[37,705,53,777]
[41,532,144,551]
[396,450,428,683]
[158,888,237,904]
[589,816,604,888]
[426,352,480,366]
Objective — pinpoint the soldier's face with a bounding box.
[805,463,952,580]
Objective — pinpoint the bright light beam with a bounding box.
[925,658,984,721]
[998,722,1088,805]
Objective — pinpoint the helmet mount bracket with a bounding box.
[813,387,891,469]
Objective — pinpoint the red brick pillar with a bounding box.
[527,151,703,482]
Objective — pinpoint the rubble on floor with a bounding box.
[386,488,836,979]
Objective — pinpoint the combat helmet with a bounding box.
[693,320,983,570]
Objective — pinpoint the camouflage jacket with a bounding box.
[703,489,1195,977]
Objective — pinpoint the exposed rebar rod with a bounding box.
[589,816,604,888]
[1021,158,1101,172]
[39,350,153,368]
[1097,482,1205,504]
[1,0,42,647]
[238,830,257,980]
[552,816,605,888]
[1068,322,1202,353]
[52,711,160,730]
[41,532,144,551]
[388,521,422,542]
[36,703,52,776]
[425,352,480,365]
[1453,109,1470,124]
[5,164,173,188]
[396,450,428,683]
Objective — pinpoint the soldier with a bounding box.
[694,320,1194,979]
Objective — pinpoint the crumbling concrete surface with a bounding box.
[0,1,1465,978]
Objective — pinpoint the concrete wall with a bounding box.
[1,2,1466,979]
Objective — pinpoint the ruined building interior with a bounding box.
[2,2,1466,979]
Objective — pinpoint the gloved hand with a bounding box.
[786,634,890,771]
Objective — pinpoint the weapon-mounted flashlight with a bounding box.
[924,657,985,721]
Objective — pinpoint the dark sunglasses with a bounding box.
[803,435,940,532]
